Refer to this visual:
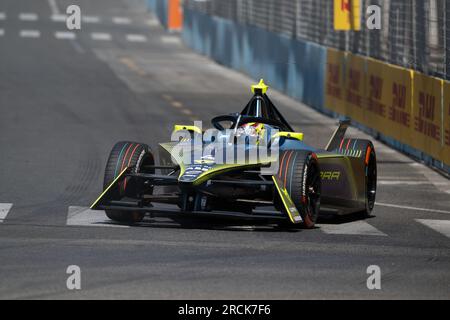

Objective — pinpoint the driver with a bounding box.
[235,122,266,143]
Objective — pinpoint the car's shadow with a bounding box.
[120,211,375,233]
[317,211,376,225]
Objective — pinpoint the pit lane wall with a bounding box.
[169,6,450,174]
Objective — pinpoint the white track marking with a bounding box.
[0,12,6,20]
[160,36,181,44]
[47,0,60,15]
[416,219,450,238]
[20,30,41,38]
[0,203,13,222]
[67,206,129,228]
[147,19,159,27]
[91,32,111,41]
[19,13,38,21]
[51,14,67,22]
[82,15,100,23]
[55,31,76,40]
[0,29,4,36]
[70,40,86,54]
[318,220,387,236]
[407,161,450,194]
[376,202,450,215]
[126,34,147,42]
[378,180,447,186]
[113,17,131,25]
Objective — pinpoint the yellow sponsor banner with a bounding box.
[384,64,413,144]
[442,81,450,166]
[325,48,347,115]
[364,59,413,143]
[344,53,366,124]
[334,0,361,31]
[411,72,443,161]
[365,58,390,133]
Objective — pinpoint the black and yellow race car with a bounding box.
[91,80,377,228]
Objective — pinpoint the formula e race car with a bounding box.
[91,80,377,228]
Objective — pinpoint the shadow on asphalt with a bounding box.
[118,211,375,232]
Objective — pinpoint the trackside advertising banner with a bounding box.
[412,72,443,161]
[345,53,366,125]
[325,49,446,166]
[383,63,413,145]
[365,58,390,133]
[333,0,361,31]
[325,48,346,115]
[443,81,450,166]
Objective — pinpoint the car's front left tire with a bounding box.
[103,141,154,224]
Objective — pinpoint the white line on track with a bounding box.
[126,34,147,42]
[55,31,76,40]
[113,17,131,25]
[82,15,100,23]
[416,219,450,238]
[147,19,159,27]
[378,180,447,186]
[376,202,450,214]
[70,40,86,54]
[0,12,6,20]
[51,14,67,22]
[47,0,60,15]
[91,32,111,41]
[160,36,181,44]
[0,203,13,222]
[19,13,38,21]
[67,206,129,228]
[0,29,4,36]
[20,30,41,38]
[318,220,387,236]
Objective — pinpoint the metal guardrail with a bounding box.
[185,0,450,80]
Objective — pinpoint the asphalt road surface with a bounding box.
[0,0,449,299]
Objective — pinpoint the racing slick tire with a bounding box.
[103,141,155,223]
[335,139,377,216]
[278,150,321,228]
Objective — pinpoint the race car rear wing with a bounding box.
[325,118,351,151]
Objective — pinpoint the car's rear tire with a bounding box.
[103,141,154,224]
[335,139,377,216]
[278,150,321,228]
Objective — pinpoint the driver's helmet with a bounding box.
[236,122,266,143]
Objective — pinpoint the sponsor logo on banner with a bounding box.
[412,72,443,161]
[334,0,361,31]
[442,81,450,166]
[345,54,366,124]
[325,48,347,115]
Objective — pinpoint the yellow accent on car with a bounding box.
[173,124,202,134]
[191,163,255,186]
[90,167,129,209]
[272,131,304,141]
[272,175,302,224]
[320,171,341,180]
[251,79,269,94]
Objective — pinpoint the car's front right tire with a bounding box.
[278,150,321,228]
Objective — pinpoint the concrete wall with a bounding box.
[182,8,326,112]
